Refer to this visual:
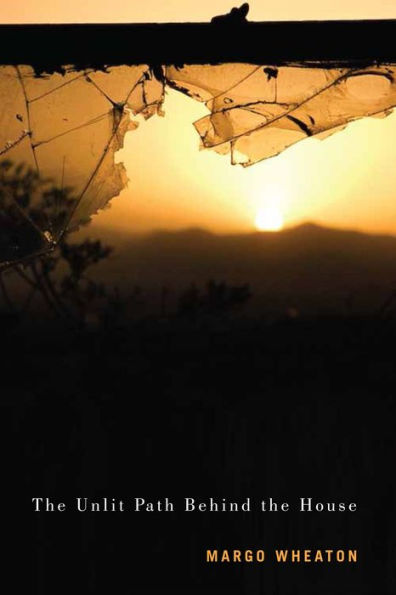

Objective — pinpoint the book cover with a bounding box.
[2,2,396,593]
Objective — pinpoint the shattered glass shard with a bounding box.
[166,64,396,165]
[0,65,165,266]
[1,62,396,265]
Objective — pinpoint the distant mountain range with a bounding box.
[78,222,396,316]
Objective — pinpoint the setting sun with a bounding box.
[255,206,284,232]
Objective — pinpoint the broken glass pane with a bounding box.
[165,64,396,165]
[1,62,396,265]
[0,64,165,266]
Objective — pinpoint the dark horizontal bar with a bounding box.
[0,20,396,72]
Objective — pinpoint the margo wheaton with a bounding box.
[206,549,358,563]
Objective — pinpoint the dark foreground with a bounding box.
[4,315,396,594]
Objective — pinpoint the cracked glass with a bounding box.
[1,62,396,265]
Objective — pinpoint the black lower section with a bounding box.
[5,316,396,593]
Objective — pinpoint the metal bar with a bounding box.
[0,20,395,71]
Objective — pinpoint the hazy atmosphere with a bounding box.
[5,6,396,595]
[101,88,396,236]
[4,0,396,237]
[3,0,396,23]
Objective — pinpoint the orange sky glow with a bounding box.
[3,1,396,236]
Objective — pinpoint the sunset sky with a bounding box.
[3,1,396,236]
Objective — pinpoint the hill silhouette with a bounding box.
[84,222,396,316]
[6,221,396,595]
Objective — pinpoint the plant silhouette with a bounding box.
[1,161,253,331]
[0,160,116,330]
[178,280,251,319]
